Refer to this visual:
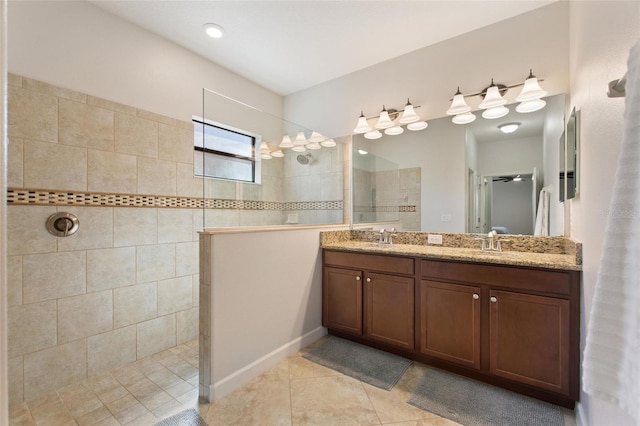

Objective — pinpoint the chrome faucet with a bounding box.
[475,230,505,252]
[378,228,398,244]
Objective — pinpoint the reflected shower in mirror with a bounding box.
[352,94,566,236]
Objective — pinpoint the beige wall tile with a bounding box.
[158,123,194,164]
[137,109,192,130]
[7,206,58,255]
[23,140,88,191]
[8,300,57,358]
[23,251,86,303]
[88,326,137,377]
[137,157,176,196]
[115,113,158,158]
[113,282,157,329]
[88,150,137,194]
[158,209,193,244]
[176,162,202,198]
[24,339,87,401]
[193,209,204,238]
[8,86,58,142]
[59,99,114,151]
[177,307,199,345]
[87,95,136,116]
[58,291,113,344]
[137,243,175,283]
[113,208,157,247]
[8,256,22,306]
[158,276,193,316]
[176,242,198,276]
[9,356,24,405]
[57,207,113,251]
[87,247,136,292]
[8,137,23,187]
[137,315,176,359]
[22,77,87,102]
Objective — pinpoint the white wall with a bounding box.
[569,2,640,426]
[284,2,569,139]
[352,117,467,232]
[477,135,543,177]
[8,1,283,122]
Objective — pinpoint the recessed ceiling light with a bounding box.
[203,23,224,39]
[498,122,520,134]
[357,149,368,155]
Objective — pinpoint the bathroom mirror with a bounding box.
[565,108,579,200]
[352,94,566,236]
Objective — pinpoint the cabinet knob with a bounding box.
[356,276,361,281]
[366,277,371,283]
[473,293,479,300]
[490,296,497,303]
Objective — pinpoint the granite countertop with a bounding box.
[321,239,582,271]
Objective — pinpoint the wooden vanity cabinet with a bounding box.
[322,249,580,407]
[420,259,580,402]
[323,250,415,350]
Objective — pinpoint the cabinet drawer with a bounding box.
[325,250,414,275]
[421,259,571,296]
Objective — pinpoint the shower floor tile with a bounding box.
[8,337,578,426]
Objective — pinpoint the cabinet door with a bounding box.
[420,280,481,370]
[323,267,363,335]
[365,272,415,350]
[490,289,570,395]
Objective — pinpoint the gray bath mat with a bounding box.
[408,367,564,426]
[302,336,412,390]
[154,408,208,426]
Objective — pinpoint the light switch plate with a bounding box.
[427,234,443,245]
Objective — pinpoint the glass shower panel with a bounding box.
[201,88,345,229]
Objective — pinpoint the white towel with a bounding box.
[583,38,640,424]
[534,186,550,236]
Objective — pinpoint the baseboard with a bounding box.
[575,401,587,426]
[208,326,327,400]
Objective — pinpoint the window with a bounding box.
[193,119,260,183]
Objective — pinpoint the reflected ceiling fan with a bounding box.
[493,174,525,182]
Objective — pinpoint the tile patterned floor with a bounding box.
[9,337,577,425]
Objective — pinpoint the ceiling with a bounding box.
[89,1,556,96]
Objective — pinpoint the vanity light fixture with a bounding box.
[364,130,383,140]
[498,122,520,134]
[385,126,404,136]
[293,131,307,146]
[448,70,547,124]
[308,131,325,143]
[279,135,294,148]
[271,149,284,158]
[320,138,336,147]
[407,121,428,131]
[354,99,427,138]
[375,106,395,129]
[203,23,225,39]
[291,145,307,152]
[306,141,322,150]
[353,111,372,134]
[399,99,421,124]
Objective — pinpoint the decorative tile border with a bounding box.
[354,205,417,213]
[7,188,343,211]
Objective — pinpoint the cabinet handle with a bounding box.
[366,277,371,283]
[473,293,479,300]
[490,296,497,303]
[356,276,361,281]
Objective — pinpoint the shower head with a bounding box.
[296,154,312,165]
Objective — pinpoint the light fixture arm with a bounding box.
[448,78,545,101]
